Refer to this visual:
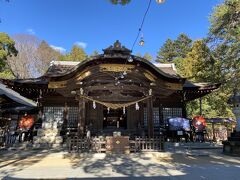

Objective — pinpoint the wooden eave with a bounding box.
[46,55,184,84]
[176,82,221,101]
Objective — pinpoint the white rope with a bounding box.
[80,95,151,109]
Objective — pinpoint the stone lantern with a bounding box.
[223,91,240,156]
[229,92,240,131]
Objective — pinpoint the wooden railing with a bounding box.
[67,136,164,153]
[1,134,19,147]
[130,137,164,152]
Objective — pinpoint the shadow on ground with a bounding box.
[1,149,240,180]
[0,149,60,179]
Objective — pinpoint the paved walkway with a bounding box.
[0,148,240,180]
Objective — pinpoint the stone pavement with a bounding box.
[0,148,240,180]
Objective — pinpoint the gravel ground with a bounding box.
[0,148,239,180]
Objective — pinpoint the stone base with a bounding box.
[223,132,240,156]
[33,128,63,149]
[33,143,62,149]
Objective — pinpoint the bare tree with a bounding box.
[7,34,61,79]
[7,34,40,78]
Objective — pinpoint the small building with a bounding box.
[0,82,37,146]
[1,41,220,151]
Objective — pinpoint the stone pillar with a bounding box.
[232,106,240,132]
[223,92,240,156]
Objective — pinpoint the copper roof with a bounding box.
[44,61,79,76]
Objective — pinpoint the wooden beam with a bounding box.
[85,94,144,102]
[84,84,148,92]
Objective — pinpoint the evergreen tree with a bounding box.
[0,32,17,71]
[89,50,99,58]
[143,53,153,61]
[64,45,87,62]
[156,33,192,63]
[174,33,192,59]
[209,0,240,90]
[156,39,176,62]
[135,52,142,57]
[36,40,62,74]
[110,0,131,5]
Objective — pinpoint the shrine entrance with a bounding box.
[103,108,127,130]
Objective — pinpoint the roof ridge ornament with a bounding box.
[114,40,121,48]
[103,40,132,56]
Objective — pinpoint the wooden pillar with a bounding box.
[78,98,86,136]
[139,102,144,127]
[212,123,216,141]
[199,97,202,116]
[63,103,69,132]
[225,123,229,138]
[158,99,163,127]
[182,92,187,118]
[97,104,103,132]
[182,102,187,118]
[147,97,154,138]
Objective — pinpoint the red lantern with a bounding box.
[192,116,206,132]
[19,115,34,129]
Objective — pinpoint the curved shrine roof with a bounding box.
[0,41,220,98]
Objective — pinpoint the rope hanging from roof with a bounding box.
[80,95,151,109]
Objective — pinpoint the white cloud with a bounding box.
[74,41,87,49]
[50,45,66,53]
[26,28,35,34]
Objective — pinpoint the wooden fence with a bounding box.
[130,137,164,152]
[67,136,164,153]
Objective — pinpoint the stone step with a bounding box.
[165,142,222,150]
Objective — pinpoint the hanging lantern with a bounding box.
[93,101,96,109]
[149,89,152,95]
[123,106,126,114]
[120,73,124,79]
[71,90,76,95]
[156,0,165,4]
[39,89,42,99]
[139,38,145,46]
[135,102,140,110]
[139,34,145,46]
[80,88,84,95]
[50,60,55,67]
[115,80,120,86]
[127,56,133,62]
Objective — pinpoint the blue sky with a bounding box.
[0,0,223,59]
